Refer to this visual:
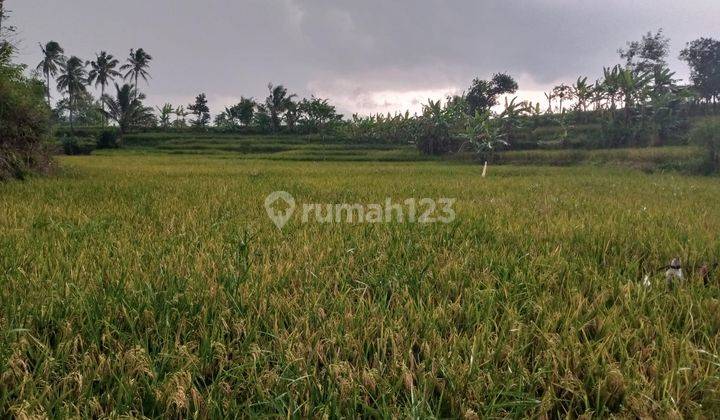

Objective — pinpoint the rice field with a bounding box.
[1,153,720,417]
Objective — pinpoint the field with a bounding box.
[2,152,720,417]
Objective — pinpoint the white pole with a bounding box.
[482,161,488,178]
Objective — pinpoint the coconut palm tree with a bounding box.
[56,56,88,131]
[102,83,154,139]
[265,83,296,132]
[120,48,152,100]
[88,51,121,126]
[36,41,65,105]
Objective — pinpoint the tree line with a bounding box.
[43,29,720,157]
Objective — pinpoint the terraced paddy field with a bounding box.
[1,153,719,417]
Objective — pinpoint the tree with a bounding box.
[573,77,592,112]
[1,11,53,180]
[0,0,13,46]
[55,90,104,126]
[120,48,152,101]
[284,98,298,130]
[466,73,518,115]
[0,0,5,35]
[56,56,88,131]
[173,105,188,128]
[265,83,296,131]
[680,38,720,106]
[253,104,272,132]
[188,93,210,127]
[298,96,341,132]
[36,41,65,105]
[102,83,154,138]
[544,91,554,113]
[619,29,670,76]
[156,103,174,128]
[88,51,121,125]
[235,97,256,127]
[552,84,574,112]
[690,119,720,173]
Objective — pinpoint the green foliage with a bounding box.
[0,43,53,180]
[188,93,210,128]
[619,29,670,75]
[36,41,65,105]
[59,135,94,155]
[120,48,152,94]
[465,73,518,115]
[265,84,296,132]
[689,119,720,173]
[56,56,88,129]
[155,103,174,128]
[680,38,720,104]
[96,129,119,149]
[102,83,156,137]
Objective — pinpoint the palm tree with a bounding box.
[88,51,121,126]
[120,48,152,101]
[36,41,65,105]
[265,83,296,132]
[56,56,88,131]
[102,83,154,139]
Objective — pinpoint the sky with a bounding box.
[7,0,720,117]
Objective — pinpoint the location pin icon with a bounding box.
[264,191,296,230]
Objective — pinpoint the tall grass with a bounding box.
[1,155,719,417]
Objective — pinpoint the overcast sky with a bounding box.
[8,0,720,116]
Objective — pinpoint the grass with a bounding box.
[2,153,720,417]
[114,132,425,162]
[115,131,703,169]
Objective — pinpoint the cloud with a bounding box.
[10,0,720,115]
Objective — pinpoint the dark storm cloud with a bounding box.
[9,0,720,114]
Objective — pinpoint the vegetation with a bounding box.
[2,155,720,417]
[87,51,121,125]
[0,12,53,180]
[101,83,154,140]
[120,48,152,101]
[3,4,720,416]
[690,119,720,173]
[188,93,210,128]
[56,56,88,131]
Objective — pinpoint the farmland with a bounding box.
[2,153,719,417]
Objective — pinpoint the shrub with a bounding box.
[689,119,720,173]
[96,130,120,149]
[60,135,94,155]
[0,45,54,181]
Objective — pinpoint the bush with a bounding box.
[96,130,120,149]
[60,136,94,155]
[689,119,720,173]
[0,46,54,181]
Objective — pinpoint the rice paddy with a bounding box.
[1,153,720,417]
